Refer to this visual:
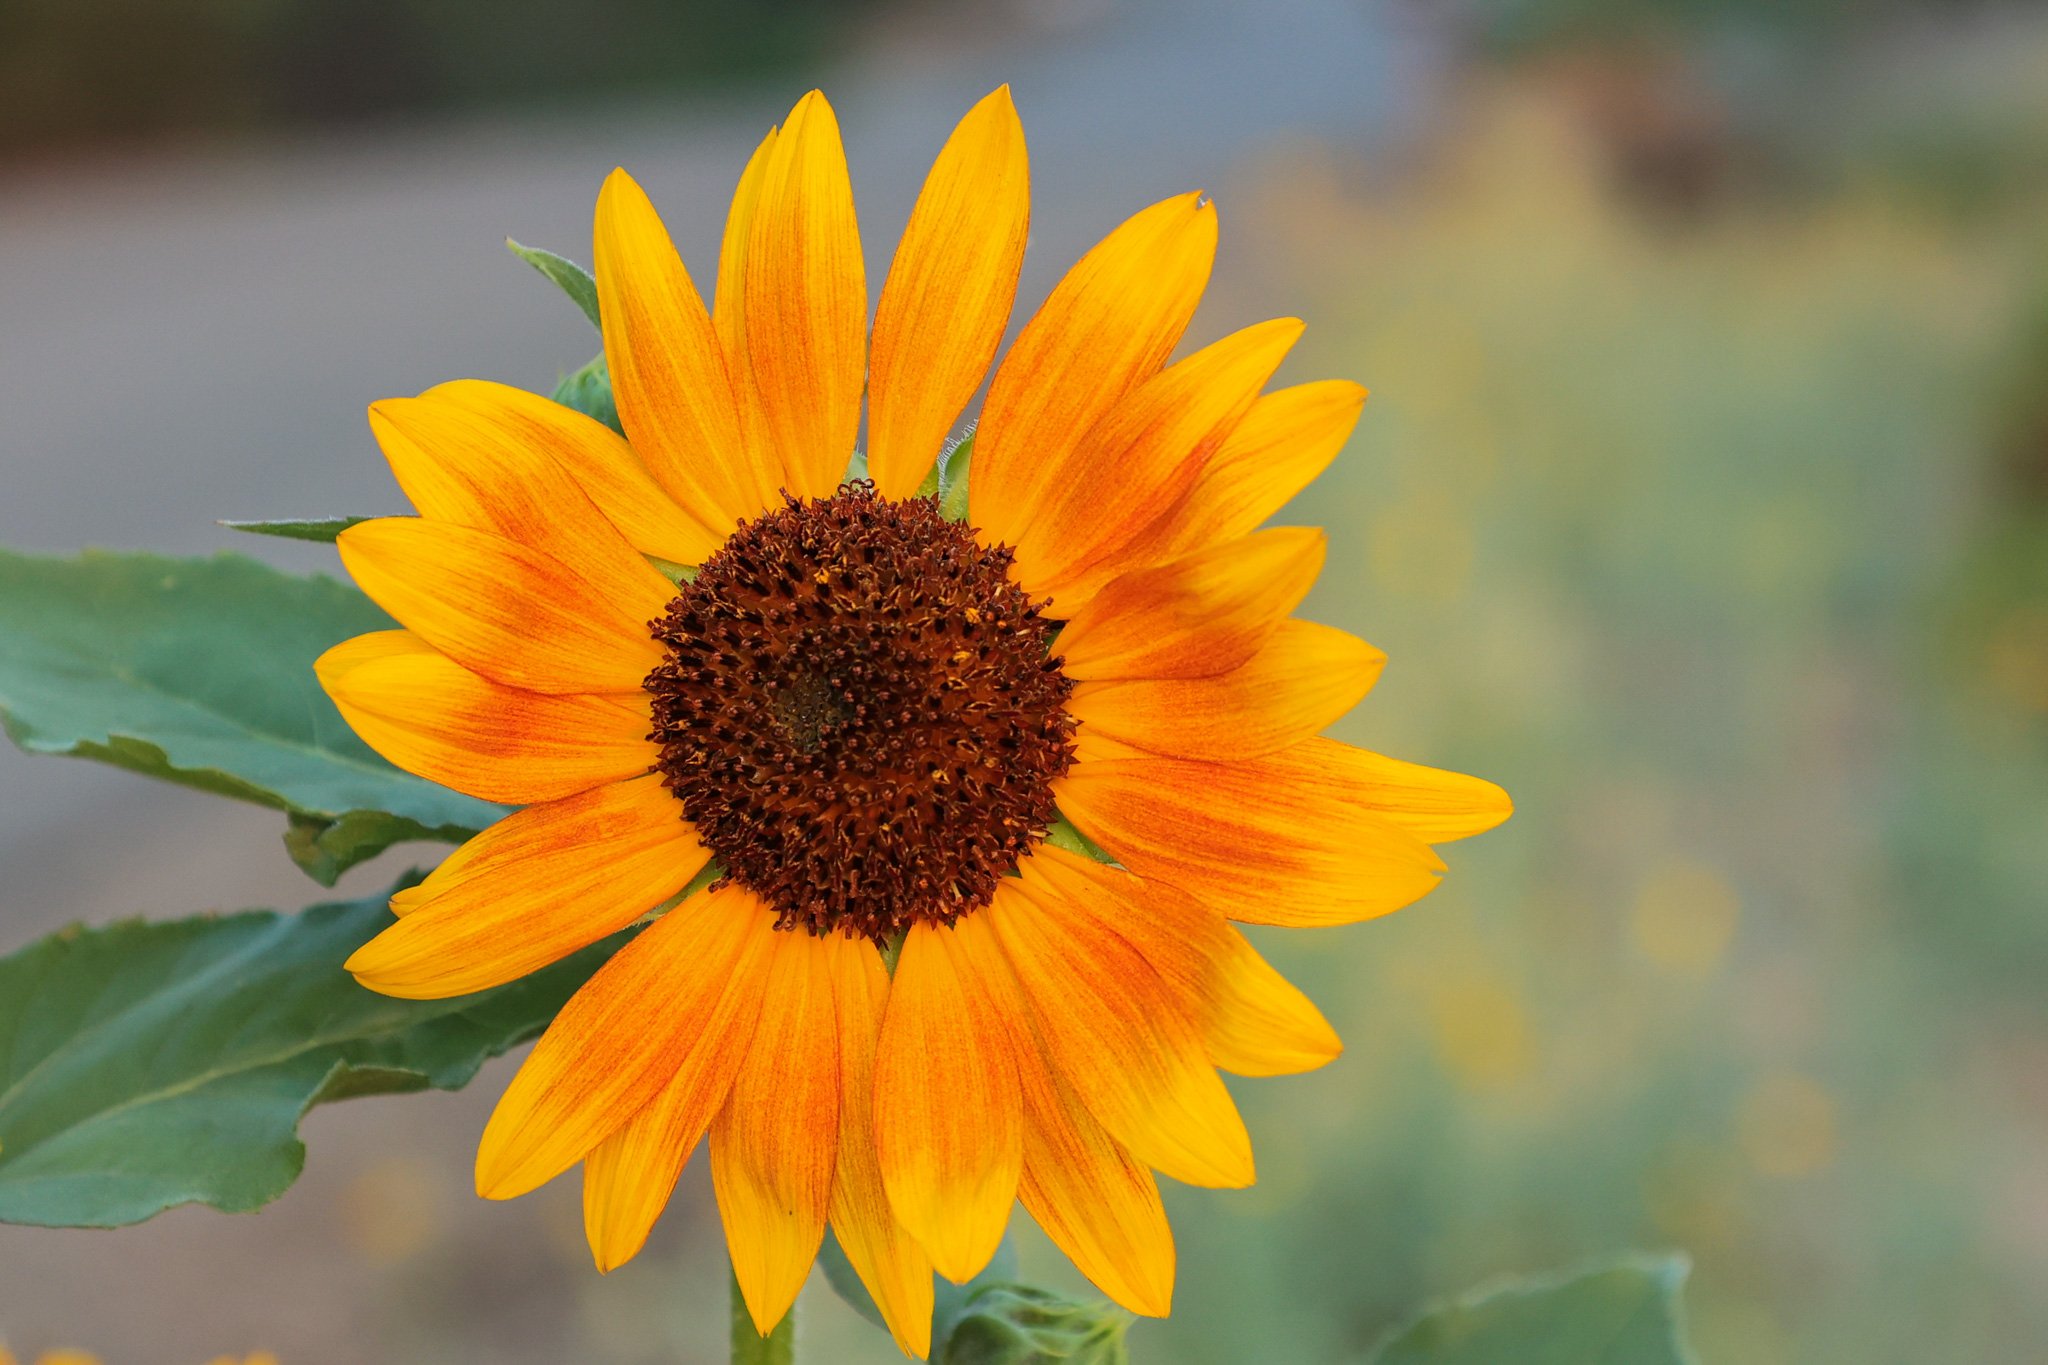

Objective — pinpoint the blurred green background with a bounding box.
[1,1,2044,1362]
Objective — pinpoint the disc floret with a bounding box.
[644,482,1077,941]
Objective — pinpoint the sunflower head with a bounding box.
[319,84,1510,1357]
[643,479,1076,942]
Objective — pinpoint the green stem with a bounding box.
[731,1269,797,1365]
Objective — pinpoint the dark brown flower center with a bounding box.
[643,481,1076,942]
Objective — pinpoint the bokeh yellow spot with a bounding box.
[1427,967,1531,1089]
[1631,858,1740,976]
[1986,607,2048,714]
[1738,1070,1839,1177]
[340,1155,445,1263]
[29,1353,101,1365]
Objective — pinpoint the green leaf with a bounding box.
[0,877,630,1228]
[219,516,375,544]
[552,353,622,435]
[1363,1255,1701,1365]
[0,548,500,884]
[507,238,601,331]
[939,431,975,522]
[941,1285,1131,1365]
[817,1229,892,1333]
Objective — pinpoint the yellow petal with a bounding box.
[368,387,684,605]
[1054,528,1325,682]
[1029,848,1339,1077]
[992,864,1253,1189]
[827,935,935,1358]
[580,893,778,1272]
[743,91,867,501]
[1069,619,1382,762]
[316,631,655,805]
[1056,751,1447,926]
[425,377,720,566]
[1016,1032,1175,1317]
[716,126,780,371]
[336,517,664,696]
[874,916,1022,1282]
[868,86,1029,499]
[1268,738,1514,843]
[1200,927,1343,1076]
[475,884,775,1200]
[594,168,779,531]
[1016,317,1303,611]
[713,929,843,1337]
[1148,379,1366,561]
[582,1096,705,1276]
[970,192,1216,541]
[346,774,708,999]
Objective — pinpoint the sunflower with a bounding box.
[317,86,1509,1357]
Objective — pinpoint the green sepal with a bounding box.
[1043,816,1116,865]
[1363,1254,1701,1365]
[507,238,602,331]
[0,875,634,1228]
[0,548,500,885]
[914,460,943,500]
[938,431,975,522]
[219,516,374,544]
[553,353,622,434]
[940,1284,1131,1364]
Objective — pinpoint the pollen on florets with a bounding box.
[643,481,1077,942]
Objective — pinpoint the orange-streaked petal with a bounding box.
[715,126,779,371]
[475,884,775,1200]
[1069,619,1383,762]
[713,930,843,1337]
[316,631,654,805]
[336,518,664,696]
[1148,380,1367,561]
[827,936,935,1358]
[579,894,778,1272]
[594,168,778,530]
[1028,849,1340,1077]
[1054,528,1325,682]
[368,388,684,604]
[992,865,1253,1188]
[1016,1033,1175,1317]
[347,774,706,999]
[1244,737,1513,844]
[875,916,1022,1282]
[1056,753,1447,926]
[425,378,719,566]
[970,192,1217,540]
[743,91,866,500]
[580,1097,705,1275]
[1017,318,1303,611]
[867,86,1029,498]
